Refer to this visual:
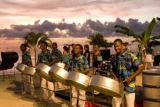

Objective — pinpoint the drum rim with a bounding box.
[144,98,160,102]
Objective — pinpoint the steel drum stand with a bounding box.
[91,90,95,104]
[23,73,29,95]
[29,74,35,98]
[27,74,34,98]
[21,72,25,95]
[69,85,72,107]
[77,90,80,107]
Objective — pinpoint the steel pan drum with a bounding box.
[16,63,27,73]
[24,66,36,76]
[67,71,90,90]
[49,64,68,84]
[152,66,160,69]
[143,69,160,86]
[55,62,65,68]
[143,87,160,100]
[143,100,160,107]
[143,68,160,106]
[89,75,123,97]
[36,63,52,81]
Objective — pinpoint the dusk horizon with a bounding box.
[0,0,160,38]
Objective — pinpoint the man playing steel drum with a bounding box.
[20,43,33,96]
[109,39,144,107]
[70,44,90,107]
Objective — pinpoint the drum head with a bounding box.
[67,71,90,90]
[50,65,69,84]
[24,66,36,76]
[55,62,65,68]
[16,63,27,73]
[89,75,123,97]
[36,63,52,81]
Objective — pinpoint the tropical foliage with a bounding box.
[115,18,160,60]
[88,32,112,48]
[24,32,52,65]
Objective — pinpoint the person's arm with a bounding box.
[49,51,63,66]
[36,54,41,66]
[110,71,118,80]
[123,53,145,84]
[49,60,57,66]
[79,56,90,75]
[108,56,118,80]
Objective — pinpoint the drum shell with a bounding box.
[143,87,160,100]
[143,68,160,107]
[16,63,27,73]
[152,66,160,69]
[67,71,90,90]
[89,75,123,97]
[36,63,52,81]
[143,100,160,107]
[24,66,36,76]
[142,69,160,86]
[55,62,65,68]
[49,65,68,84]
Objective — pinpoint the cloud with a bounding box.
[0,0,160,28]
[0,18,160,38]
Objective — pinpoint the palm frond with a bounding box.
[25,32,49,47]
[131,39,141,43]
[149,40,160,47]
[143,18,156,46]
[115,25,137,36]
[151,33,160,40]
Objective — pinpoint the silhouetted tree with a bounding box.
[88,32,112,48]
[25,32,52,65]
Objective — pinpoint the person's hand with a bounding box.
[123,76,132,84]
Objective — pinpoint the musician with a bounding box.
[20,43,33,95]
[38,41,63,104]
[49,42,63,89]
[110,39,144,107]
[20,44,32,66]
[50,42,63,65]
[70,44,89,107]
[37,41,54,101]
[62,46,70,67]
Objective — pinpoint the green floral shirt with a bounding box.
[70,55,89,73]
[110,49,141,93]
[22,51,32,66]
[38,49,52,65]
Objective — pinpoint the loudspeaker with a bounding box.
[0,52,19,70]
[1,52,18,63]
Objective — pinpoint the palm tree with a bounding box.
[88,32,112,48]
[25,32,52,65]
[115,18,160,61]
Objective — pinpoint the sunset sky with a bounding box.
[0,0,160,28]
